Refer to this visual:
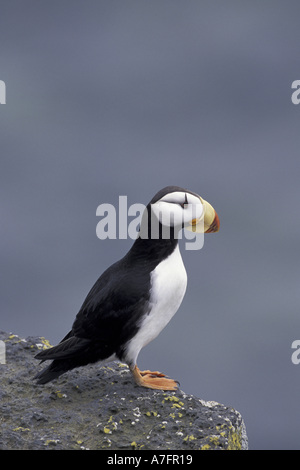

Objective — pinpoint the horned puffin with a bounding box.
[34,186,219,390]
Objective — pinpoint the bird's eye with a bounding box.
[179,194,188,208]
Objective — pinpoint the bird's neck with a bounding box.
[126,205,180,266]
[129,234,178,265]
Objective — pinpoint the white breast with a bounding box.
[124,244,187,366]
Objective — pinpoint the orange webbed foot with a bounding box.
[131,365,178,391]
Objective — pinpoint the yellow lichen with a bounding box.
[40,337,52,349]
[131,441,144,449]
[201,444,211,450]
[35,337,52,350]
[106,416,118,431]
[54,390,66,398]
[145,410,158,417]
[44,439,59,446]
[209,435,220,446]
[227,427,242,450]
[163,396,184,408]
[183,434,197,442]
[6,335,26,345]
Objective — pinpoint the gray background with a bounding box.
[1,1,300,450]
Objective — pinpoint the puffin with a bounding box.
[34,186,219,390]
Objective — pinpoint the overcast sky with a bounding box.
[1,1,300,450]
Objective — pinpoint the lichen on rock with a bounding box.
[0,330,248,450]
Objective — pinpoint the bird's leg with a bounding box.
[130,365,178,391]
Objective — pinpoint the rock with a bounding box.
[0,331,248,450]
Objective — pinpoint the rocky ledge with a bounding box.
[0,331,248,450]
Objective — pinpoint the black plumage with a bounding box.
[34,190,178,384]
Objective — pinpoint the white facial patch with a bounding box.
[151,191,203,230]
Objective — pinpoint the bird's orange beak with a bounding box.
[204,210,220,233]
[187,198,220,233]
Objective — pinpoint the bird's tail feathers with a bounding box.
[34,335,92,384]
[34,363,67,384]
[35,336,91,361]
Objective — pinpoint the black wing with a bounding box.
[34,256,150,383]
